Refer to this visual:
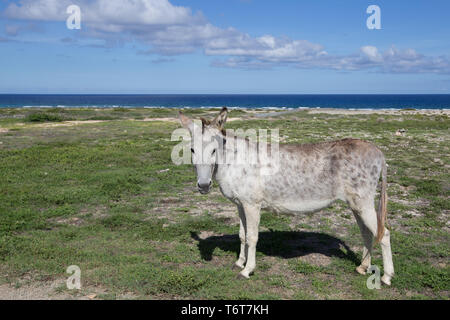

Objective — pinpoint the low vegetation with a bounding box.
[0,107,448,299]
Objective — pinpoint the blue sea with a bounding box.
[0,94,449,110]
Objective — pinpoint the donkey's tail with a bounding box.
[376,160,388,244]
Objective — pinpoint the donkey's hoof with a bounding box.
[236,273,250,280]
[356,265,368,275]
[381,275,392,286]
[231,263,244,271]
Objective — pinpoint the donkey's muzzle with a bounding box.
[197,181,212,194]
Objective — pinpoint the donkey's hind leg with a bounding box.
[353,199,394,286]
[233,204,247,270]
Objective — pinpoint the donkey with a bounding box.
[179,108,394,285]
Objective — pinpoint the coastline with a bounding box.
[1,106,449,115]
[304,107,450,116]
[193,107,450,116]
[1,93,449,110]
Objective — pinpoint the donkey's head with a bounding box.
[179,107,228,194]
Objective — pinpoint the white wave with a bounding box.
[8,105,450,111]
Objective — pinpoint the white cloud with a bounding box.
[361,46,383,63]
[4,0,196,25]
[4,22,44,36]
[3,0,450,74]
[327,46,450,74]
[4,24,21,36]
[4,0,68,21]
[205,33,327,64]
[4,0,208,54]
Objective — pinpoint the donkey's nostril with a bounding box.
[197,181,212,192]
[198,182,210,189]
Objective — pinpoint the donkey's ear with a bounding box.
[212,107,228,129]
[200,117,211,127]
[179,111,193,130]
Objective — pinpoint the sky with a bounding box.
[0,0,449,94]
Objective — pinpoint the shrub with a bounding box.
[25,112,64,122]
[112,107,129,112]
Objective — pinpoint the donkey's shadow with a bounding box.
[190,230,359,265]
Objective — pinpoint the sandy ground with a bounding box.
[139,117,243,123]
[0,117,244,130]
[254,108,449,117]
[0,280,76,300]
[140,117,179,123]
[0,279,133,300]
[200,107,449,117]
[305,108,450,115]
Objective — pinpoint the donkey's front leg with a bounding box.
[234,205,247,269]
[238,203,261,279]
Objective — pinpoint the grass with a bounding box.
[25,112,66,122]
[0,107,448,300]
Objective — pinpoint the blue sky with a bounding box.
[0,0,449,94]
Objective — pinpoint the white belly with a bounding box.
[263,198,335,214]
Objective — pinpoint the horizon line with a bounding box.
[1,93,450,95]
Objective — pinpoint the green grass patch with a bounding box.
[25,112,66,122]
[0,108,448,299]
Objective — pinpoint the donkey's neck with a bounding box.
[214,133,260,183]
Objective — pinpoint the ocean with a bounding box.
[0,94,449,110]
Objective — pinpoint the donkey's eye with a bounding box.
[191,148,195,154]
[211,149,216,155]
